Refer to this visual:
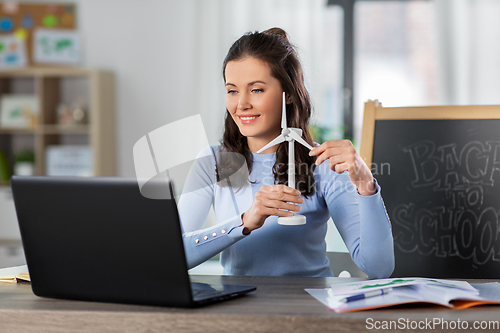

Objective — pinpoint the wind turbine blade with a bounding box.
[281,92,287,129]
[257,135,286,153]
[288,130,314,150]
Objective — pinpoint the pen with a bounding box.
[338,288,393,303]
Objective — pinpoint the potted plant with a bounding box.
[0,149,12,182]
[15,149,35,176]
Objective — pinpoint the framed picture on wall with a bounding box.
[33,29,81,65]
[0,94,38,128]
[0,35,28,68]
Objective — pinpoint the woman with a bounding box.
[178,28,394,278]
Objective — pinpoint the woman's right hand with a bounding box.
[241,185,303,234]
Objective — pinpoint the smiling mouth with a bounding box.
[238,115,260,124]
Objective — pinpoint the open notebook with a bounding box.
[306,277,500,313]
[0,265,30,283]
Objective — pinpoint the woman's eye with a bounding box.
[227,90,237,95]
[252,89,263,93]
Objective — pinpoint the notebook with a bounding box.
[10,176,256,307]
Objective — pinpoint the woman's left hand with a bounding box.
[309,140,376,196]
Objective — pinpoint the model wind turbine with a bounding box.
[257,92,314,225]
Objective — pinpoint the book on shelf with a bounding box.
[306,277,500,313]
[45,145,92,176]
[0,265,30,283]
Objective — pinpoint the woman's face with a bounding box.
[225,57,285,153]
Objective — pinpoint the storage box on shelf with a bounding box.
[0,67,116,186]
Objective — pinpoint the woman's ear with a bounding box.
[286,94,293,104]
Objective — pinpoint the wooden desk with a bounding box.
[1,276,499,332]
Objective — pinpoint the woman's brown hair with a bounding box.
[220,27,316,196]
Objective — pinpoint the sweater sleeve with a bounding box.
[177,147,248,269]
[322,170,395,278]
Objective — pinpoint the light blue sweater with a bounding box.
[178,146,394,278]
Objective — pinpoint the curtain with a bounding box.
[435,0,500,106]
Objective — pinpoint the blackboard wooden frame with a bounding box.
[360,100,500,166]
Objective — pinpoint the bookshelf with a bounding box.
[0,67,116,186]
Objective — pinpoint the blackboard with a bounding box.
[360,101,500,278]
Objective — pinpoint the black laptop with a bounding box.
[10,176,255,307]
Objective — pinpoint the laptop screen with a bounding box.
[11,176,195,307]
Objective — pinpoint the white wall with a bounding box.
[80,0,199,177]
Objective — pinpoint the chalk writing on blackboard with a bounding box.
[392,140,500,266]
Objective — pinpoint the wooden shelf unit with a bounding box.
[0,67,116,179]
